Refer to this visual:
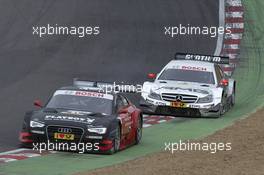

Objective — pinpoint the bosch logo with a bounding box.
[58,128,72,133]
[175,95,183,102]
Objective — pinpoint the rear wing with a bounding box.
[73,78,113,88]
[175,53,229,64]
[73,78,141,93]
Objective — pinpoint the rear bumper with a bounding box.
[140,98,221,117]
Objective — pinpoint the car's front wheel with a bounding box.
[108,125,121,154]
[217,95,226,118]
[135,115,143,145]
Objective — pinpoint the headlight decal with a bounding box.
[30,121,45,128]
[87,127,107,134]
[148,91,162,100]
[197,95,213,103]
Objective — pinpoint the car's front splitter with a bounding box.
[140,98,221,117]
[19,131,114,153]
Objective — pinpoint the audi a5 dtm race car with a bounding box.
[140,53,236,118]
[20,79,143,154]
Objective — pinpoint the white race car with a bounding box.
[140,53,236,118]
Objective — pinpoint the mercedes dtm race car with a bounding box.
[140,53,236,118]
[20,79,143,154]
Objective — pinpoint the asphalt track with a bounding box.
[0,0,219,152]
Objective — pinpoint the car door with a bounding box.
[116,95,132,136]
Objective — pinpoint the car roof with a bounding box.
[165,60,215,72]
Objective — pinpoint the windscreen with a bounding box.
[158,68,215,84]
[46,90,113,115]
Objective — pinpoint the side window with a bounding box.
[116,95,129,111]
[218,66,225,78]
[116,96,123,111]
[121,95,129,106]
[215,65,223,84]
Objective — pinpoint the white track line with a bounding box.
[226,23,244,29]
[0,148,30,156]
[226,0,242,6]
[224,44,240,49]
[225,33,243,39]
[0,158,17,163]
[226,12,243,18]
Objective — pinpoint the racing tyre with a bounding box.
[108,125,121,154]
[139,98,156,115]
[217,95,226,118]
[230,88,235,107]
[135,115,143,145]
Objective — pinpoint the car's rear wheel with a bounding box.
[108,125,121,154]
[135,115,143,145]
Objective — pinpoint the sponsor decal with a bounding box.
[185,54,222,63]
[189,105,200,108]
[61,110,92,115]
[75,91,104,98]
[54,133,75,140]
[175,53,229,64]
[53,90,113,100]
[87,135,103,139]
[155,102,166,106]
[44,115,95,124]
[171,101,187,108]
[181,66,207,71]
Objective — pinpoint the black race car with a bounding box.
[19,80,143,154]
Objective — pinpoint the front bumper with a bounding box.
[19,128,114,153]
[140,97,221,117]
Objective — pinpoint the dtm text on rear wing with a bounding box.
[175,53,229,64]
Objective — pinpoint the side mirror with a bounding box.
[220,79,229,86]
[147,73,156,79]
[34,100,43,108]
[118,108,128,114]
[224,72,231,78]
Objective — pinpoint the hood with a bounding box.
[152,80,215,97]
[30,108,116,128]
